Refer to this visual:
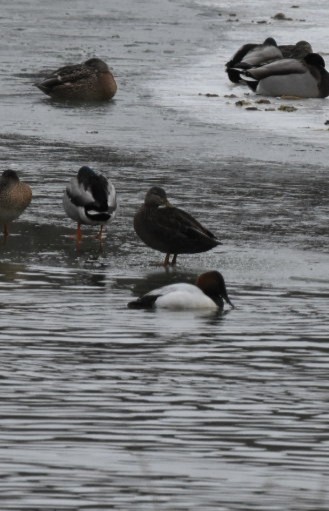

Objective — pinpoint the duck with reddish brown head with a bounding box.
[128,271,234,310]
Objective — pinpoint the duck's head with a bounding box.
[1,169,19,182]
[263,37,277,47]
[77,165,95,181]
[304,53,326,68]
[84,58,109,73]
[196,271,234,308]
[144,186,171,207]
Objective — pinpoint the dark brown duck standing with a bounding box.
[35,57,117,101]
[133,186,221,266]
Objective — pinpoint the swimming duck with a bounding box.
[241,53,329,98]
[0,170,32,237]
[35,57,117,101]
[226,37,283,83]
[134,187,220,266]
[128,271,234,310]
[63,166,117,241]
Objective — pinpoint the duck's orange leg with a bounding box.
[163,253,171,266]
[76,223,82,243]
[171,254,178,266]
[95,225,104,240]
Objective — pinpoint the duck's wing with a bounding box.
[65,176,94,208]
[240,45,283,67]
[246,58,306,79]
[226,43,258,67]
[154,206,220,244]
[36,64,94,90]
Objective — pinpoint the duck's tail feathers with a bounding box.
[238,72,259,91]
[127,294,159,309]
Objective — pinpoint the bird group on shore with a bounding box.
[0,165,232,311]
[225,37,329,98]
[3,40,230,313]
[6,31,329,313]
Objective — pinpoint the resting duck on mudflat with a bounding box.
[35,57,117,101]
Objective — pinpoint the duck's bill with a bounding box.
[224,295,235,308]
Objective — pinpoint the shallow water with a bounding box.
[1,0,329,509]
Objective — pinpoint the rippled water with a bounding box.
[1,0,329,509]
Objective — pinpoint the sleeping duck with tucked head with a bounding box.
[35,57,117,101]
[63,166,117,242]
[241,53,329,98]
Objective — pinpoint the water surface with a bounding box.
[1,0,329,509]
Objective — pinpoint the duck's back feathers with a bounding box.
[63,166,116,226]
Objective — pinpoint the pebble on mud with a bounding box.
[255,99,271,104]
[235,100,251,107]
[198,93,219,97]
[272,12,293,20]
[278,104,298,112]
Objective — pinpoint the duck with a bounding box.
[0,170,32,237]
[133,186,220,266]
[241,53,329,98]
[63,166,117,242]
[128,271,234,310]
[279,40,313,59]
[35,57,117,101]
[226,37,283,83]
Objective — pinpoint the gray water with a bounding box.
[1,0,329,510]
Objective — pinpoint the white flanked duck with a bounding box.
[63,166,117,241]
[128,271,234,310]
[226,37,283,83]
[241,53,329,98]
[0,170,32,237]
[134,186,220,266]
